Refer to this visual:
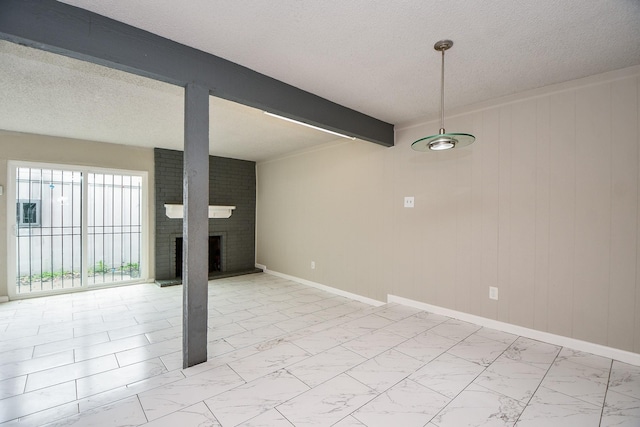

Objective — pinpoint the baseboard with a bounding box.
[388,294,640,367]
[264,269,385,307]
[0,296,8,303]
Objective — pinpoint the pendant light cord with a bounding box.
[440,48,445,132]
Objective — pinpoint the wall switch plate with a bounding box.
[0,185,3,195]
[311,261,315,269]
[404,196,415,208]
[489,286,499,300]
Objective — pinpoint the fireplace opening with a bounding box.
[175,236,221,278]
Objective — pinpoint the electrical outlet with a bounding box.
[404,196,415,208]
[489,286,499,300]
[311,261,315,269]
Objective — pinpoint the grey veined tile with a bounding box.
[600,389,640,427]
[353,379,450,427]
[541,358,609,406]
[515,386,602,427]
[410,353,485,398]
[277,374,377,427]
[205,369,308,426]
[432,383,525,427]
[474,357,547,402]
[140,402,221,427]
[607,360,640,400]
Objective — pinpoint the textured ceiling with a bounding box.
[2,1,639,161]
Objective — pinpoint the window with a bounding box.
[17,200,41,227]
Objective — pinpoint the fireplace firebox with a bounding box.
[175,236,221,278]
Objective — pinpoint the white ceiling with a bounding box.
[2,1,639,161]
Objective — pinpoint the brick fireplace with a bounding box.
[154,148,258,283]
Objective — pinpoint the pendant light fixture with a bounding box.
[411,40,475,151]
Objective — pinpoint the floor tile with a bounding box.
[205,369,308,426]
[237,409,294,426]
[555,347,612,371]
[1,273,636,427]
[474,357,547,402]
[341,329,407,359]
[607,360,640,400]
[0,375,27,399]
[224,324,286,349]
[428,318,481,342]
[74,334,150,362]
[115,336,181,366]
[0,347,34,367]
[25,354,119,392]
[274,313,324,333]
[138,363,244,421]
[286,345,366,387]
[76,357,167,398]
[290,325,361,354]
[44,395,147,427]
[381,314,445,338]
[541,359,609,406]
[0,329,74,354]
[77,370,186,412]
[447,333,512,366]
[502,337,560,369]
[410,353,485,398]
[347,349,424,393]
[32,331,110,358]
[473,327,519,345]
[341,314,395,335]
[0,402,79,427]
[277,374,377,426]
[515,386,602,427]
[0,381,77,424]
[432,383,526,427]
[394,330,458,363]
[373,303,423,322]
[600,389,640,427]
[107,319,173,341]
[332,416,367,426]
[140,401,220,427]
[0,350,74,381]
[353,379,449,427]
[229,341,311,382]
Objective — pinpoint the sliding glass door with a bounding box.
[10,162,145,297]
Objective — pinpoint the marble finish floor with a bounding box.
[0,273,639,426]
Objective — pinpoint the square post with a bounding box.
[182,82,209,368]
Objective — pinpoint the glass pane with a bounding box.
[15,167,82,294]
[87,172,142,285]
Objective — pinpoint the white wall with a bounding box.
[256,66,640,353]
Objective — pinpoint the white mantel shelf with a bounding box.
[164,204,236,219]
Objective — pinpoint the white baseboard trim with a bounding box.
[255,263,267,271]
[0,296,8,303]
[264,269,385,307]
[388,294,640,366]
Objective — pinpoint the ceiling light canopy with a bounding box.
[412,40,475,152]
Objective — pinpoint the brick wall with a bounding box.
[154,148,256,279]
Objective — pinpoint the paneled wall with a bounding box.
[256,66,640,353]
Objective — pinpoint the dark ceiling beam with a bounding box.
[0,0,394,147]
